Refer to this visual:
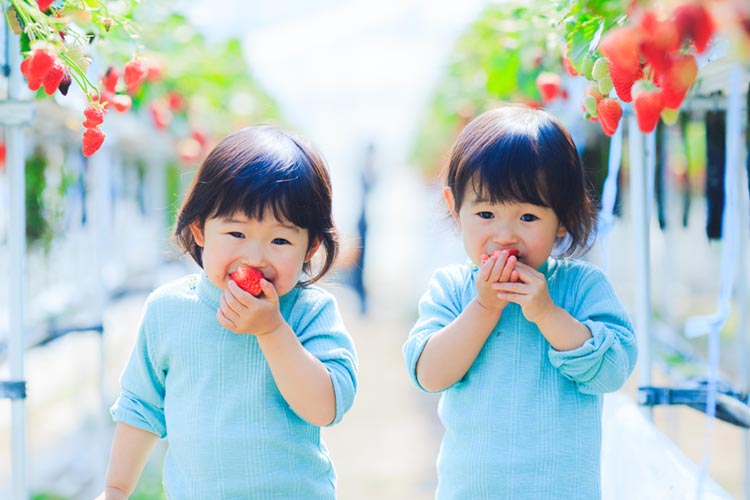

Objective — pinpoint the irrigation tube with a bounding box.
[597,120,623,274]
[628,114,653,421]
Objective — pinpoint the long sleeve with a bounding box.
[547,264,638,394]
[292,292,358,425]
[403,266,465,392]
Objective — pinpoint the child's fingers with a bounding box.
[216,307,236,330]
[258,279,278,302]
[498,255,517,282]
[226,280,253,304]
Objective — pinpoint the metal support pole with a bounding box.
[629,115,653,420]
[5,24,29,500]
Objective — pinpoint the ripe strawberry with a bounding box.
[655,53,697,108]
[673,3,715,54]
[42,61,65,95]
[632,81,664,133]
[481,249,520,265]
[609,62,642,103]
[84,104,105,126]
[536,72,562,102]
[82,127,105,157]
[230,267,264,296]
[598,25,643,75]
[596,98,623,137]
[639,10,680,75]
[101,66,119,94]
[28,48,55,81]
[36,0,54,11]
[123,58,146,94]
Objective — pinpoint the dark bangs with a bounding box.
[466,132,554,208]
[209,138,324,232]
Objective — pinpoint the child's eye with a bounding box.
[228,231,245,239]
[477,211,494,219]
[272,238,291,245]
[520,214,539,222]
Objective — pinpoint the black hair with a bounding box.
[174,126,338,285]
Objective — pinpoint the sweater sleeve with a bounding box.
[294,290,358,426]
[403,267,464,392]
[110,299,167,438]
[547,265,638,394]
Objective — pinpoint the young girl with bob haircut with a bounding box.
[98,126,358,499]
[403,104,637,499]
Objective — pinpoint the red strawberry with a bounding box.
[536,72,562,102]
[82,127,105,157]
[36,0,54,11]
[123,58,146,94]
[639,10,680,75]
[673,3,715,54]
[84,103,105,126]
[655,53,697,108]
[632,81,664,133]
[101,66,120,94]
[481,249,519,264]
[230,267,264,296]
[598,25,643,75]
[596,98,623,137]
[609,61,643,103]
[28,48,55,82]
[42,61,65,95]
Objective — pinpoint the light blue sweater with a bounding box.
[403,258,637,500]
[111,272,358,499]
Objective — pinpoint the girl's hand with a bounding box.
[218,279,284,336]
[492,261,556,323]
[475,251,519,312]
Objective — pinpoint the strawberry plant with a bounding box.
[5,0,145,155]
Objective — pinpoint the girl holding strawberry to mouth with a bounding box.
[403,104,637,499]
[97,127,357,499]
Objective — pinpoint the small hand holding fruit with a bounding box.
[492,261,556,324]
[217,267,283,336]
[475,249,520,313]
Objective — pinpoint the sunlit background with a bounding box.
[1,0,749,498]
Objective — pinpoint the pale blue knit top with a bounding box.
[403,258,637,500]
[111,272,358,499]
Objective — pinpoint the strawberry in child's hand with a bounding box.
[481,249,519,264]
[82,127,105,157]
[230,267,264,297]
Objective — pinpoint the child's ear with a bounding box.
[556,224,568,238]
[442,187,460,224]
[189,221,205,247]
[305,238,322,263]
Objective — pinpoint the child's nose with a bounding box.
[241,241,265,266]
[492,222,516,244]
